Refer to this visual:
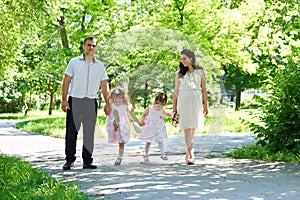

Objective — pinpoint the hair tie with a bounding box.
[162,94,165,99]
[114,89,120,94]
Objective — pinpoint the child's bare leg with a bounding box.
[119,143,124,158]
[115,143,124,166]
[158,142,168,160]
[143,142,151,163]
[145,142,151,156]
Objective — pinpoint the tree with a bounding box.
[0,0,50,79]
[248,0,300,153]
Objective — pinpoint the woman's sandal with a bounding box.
[143,155,150,164]
[186,158,195,165]
[161,154,168,160]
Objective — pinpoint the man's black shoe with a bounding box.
[83,163,97,169]
[63,161,74,170]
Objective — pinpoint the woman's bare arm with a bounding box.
[172,73,180,112]
[201,71,208,116]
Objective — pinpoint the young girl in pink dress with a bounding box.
[106,88,139,166]
[137,92,172,164]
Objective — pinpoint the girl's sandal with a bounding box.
[114,157,122,166]
[143,155,150,164]
[161,154,168,160]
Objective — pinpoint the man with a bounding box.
[61,36,109,170]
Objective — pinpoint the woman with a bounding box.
[172,49,209,165]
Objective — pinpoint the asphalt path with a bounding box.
[0,120,299,200]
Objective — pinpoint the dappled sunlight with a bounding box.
[1,121,300,199]
[41,157,300,199]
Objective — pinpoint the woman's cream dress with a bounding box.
[177,68,205,132]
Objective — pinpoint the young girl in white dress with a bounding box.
[137,92,172,164]
[106,88,139,166]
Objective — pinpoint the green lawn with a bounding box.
[10,107,255,139]
[0,154,88,200]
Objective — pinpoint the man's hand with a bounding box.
[104,104,111,116]
[61,101,69,112]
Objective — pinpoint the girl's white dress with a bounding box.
[138,105,168,143]
[106,103,130,144]
[177,68,205,132]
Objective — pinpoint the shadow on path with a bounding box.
[0,120,299,200]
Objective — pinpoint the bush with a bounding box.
[249,61,300,154]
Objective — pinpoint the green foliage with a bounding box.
[247,0,300,155]
[240,96,262,109]
[227,145,300,163]
[0,0,48,78]
[0,154,88,199]
[0,80,23,113]
[249,61,300,154]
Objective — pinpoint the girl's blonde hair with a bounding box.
[107,88,130,107]
[108,88,129,105]
[153,92,168,106]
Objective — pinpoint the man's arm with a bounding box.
[100,80,110,114]
[61,75,72,112]
[100,80,109,103]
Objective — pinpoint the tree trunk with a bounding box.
[48,90,53,115]
[143,81,148,109]
[235,90,241,111]
[174,0,187,26]
[58,15,69,48]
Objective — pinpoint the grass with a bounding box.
[12,107,255,139]
[227,145,300,163]
[0,154,88,200]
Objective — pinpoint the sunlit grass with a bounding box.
[0,110,66,120]
[0,154,88,199]
[13,107,256,138]
[227,145,300,163]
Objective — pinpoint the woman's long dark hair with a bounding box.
[178,49,202,77]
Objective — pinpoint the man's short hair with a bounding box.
[83,36,98,45]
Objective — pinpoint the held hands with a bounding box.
[104,104,111,116]
[171,111,179,127]
[139,121,145,126]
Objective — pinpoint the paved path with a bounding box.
[0,120,299,200]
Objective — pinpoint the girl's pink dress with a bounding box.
[106,103,130,144]
[138,105,168,143]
